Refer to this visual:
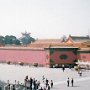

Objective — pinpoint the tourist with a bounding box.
[79,70,82,76]
[50,80,53,88]
[42,75,45,83]
[67,77,69,87]
[71,78,74,87]
[8,84,10,90]
[45,78,49,87]
[12,85,15,90]
[62,64,65,72]
[30,77,33,89]
[25,75,28,81]
[47,84,50,90]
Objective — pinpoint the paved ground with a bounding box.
[0,63,90,90]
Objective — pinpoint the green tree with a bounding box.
[20,36,35,45]
[4,35,11,44]
[4,35,21,45]
[0,35,5,44]
[15,39,21,45]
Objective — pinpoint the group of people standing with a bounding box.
[42,75,53,90]
[25,75,40,90]
[67,77,74,87]
[3,80,22,90]
[24,75,53,90]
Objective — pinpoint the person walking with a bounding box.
[67,77,70,87]
[79,70,82,76]
[12,85,15,90]
[47,84,50,90]
[50,80,53,88]
[71,78,74,87]
[62,65,65,72]
[42,75,45,83]
[45,78,49,87]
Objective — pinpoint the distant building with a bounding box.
[21,31,31,38]
[0,35,90,67]
[66,35,90,43]
[65,35,90,63]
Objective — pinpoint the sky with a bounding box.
[0,0,90,39]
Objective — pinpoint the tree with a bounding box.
[20,34,35,45]
[0,32,35,46]
[4,35,11,44]
[15,39,21,45]
[0,35,5,44]
[20,37,29,45]
[4,35,21,45]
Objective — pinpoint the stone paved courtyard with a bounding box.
[0,63,90,90]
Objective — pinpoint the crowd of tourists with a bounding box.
[1,80,24,90]
[0,75,53,90]
[24,75,53,90]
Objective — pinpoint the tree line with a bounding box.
[0,35,35,46]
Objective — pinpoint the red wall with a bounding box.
[0,49,49,65]
[1,48,89,66]
[78,53,90,62]
[50,51,77,64]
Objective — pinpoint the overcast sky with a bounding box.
[0,0,90,39]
